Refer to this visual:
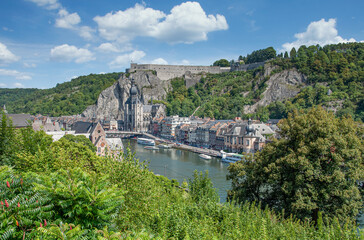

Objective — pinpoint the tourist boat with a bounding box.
[158,144,172,149]
[137,137,155,146]
[220,150,244,163]
[144,146,159,150]
[199,154,212,160]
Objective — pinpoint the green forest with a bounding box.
[0,42,363,122]
[166,43,363,122]
[0,72,121,116]
[0,109,363,239]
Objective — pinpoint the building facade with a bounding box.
[124,79,165,132]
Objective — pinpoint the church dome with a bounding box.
[130,85,138,95]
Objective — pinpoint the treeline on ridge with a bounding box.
[167,42,363,122]
[0,72,121,116]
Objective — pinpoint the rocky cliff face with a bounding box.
[82,71,170,120]
[244,64,307,113]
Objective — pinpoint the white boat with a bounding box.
[199,154,212,160]
[220,150,244,163]
[144,146,159,150]
[158,144,172,149]
[137,137,155,146]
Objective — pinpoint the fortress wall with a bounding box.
[129,63,222,80]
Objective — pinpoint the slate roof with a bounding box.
[143,105,153,113]
[225,123,247,137]
[251,124,275,135]
[6,114,32,128]
[73,121,94,134]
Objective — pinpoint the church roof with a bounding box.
[73,121,94,134]
[130,85,138,95]
[6,114,32,128]
[143,105,153,113]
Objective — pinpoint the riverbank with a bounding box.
[173,144,221,157]
[142,133,222,158]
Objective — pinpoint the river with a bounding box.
[123,139,231,202]
[123,139,363,227]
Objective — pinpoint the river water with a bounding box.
[123,139,364,226]
[123,139,231,202]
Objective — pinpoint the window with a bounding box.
[246,140,250,146]
[98,147,101,152]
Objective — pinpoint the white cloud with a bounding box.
[109,50,146,68]
[97,43,121,53]
[94,2,228,44]
[94,3,165,42]
[151,2,228,44]
[23,63,37,68]
[151,58,168,65]
[55,11,95,40]
[0,69,32,80]
[0,83,6,87]
[55,9,81,29]
[26,0,60,10]
[14,82,25,88]
[0,42,20,64]
[282,18,356,52]
[181,59,191,65]
[79,26,95,40]
[2,27,13,32]
[50,44,95,63]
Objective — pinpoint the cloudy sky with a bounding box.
[0,0,363,89]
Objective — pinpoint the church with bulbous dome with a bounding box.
[124,78,165,132]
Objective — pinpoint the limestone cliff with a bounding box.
[82,71,170,120]
[244,64,307,114]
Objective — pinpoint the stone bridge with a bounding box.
[106,131,142,139]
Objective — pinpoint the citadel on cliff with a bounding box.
[83,63,236,132]
[83,61,269,132]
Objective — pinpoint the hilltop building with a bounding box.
[127,63,230,81]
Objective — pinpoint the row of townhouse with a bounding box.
[151,115,277,153]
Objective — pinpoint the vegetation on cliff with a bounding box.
[0,72,121,116]
[1,43,362,122]
[166,42,363,122]
[0,111,362,239]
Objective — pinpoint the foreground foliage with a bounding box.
[227,106,364,223]
[0,112,363,239]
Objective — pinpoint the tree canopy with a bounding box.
[0,72,121,116]
[0,110,362,239]
[227,106,364,223]
[213,59,230,67]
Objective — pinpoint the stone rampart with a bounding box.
[127,63,224,80]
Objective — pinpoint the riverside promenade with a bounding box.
[143,133,221,158]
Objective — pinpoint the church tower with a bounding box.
[124,78,143,132]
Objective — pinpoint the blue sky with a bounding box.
[0,0,363,89]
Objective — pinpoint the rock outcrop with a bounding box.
[82,71,170,120]
[244,65,307,113]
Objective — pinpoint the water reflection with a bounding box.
[123,139,230,202]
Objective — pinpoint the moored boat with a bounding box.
[220,150,244,163]
[158,144,172,149]
[137,137,155,146]
[144,146,159,150]
[199,154,212,160]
